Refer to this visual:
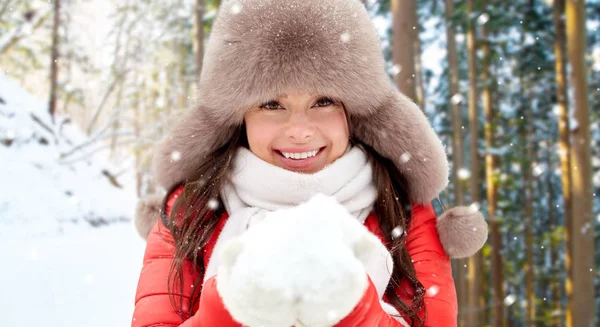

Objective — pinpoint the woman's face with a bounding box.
[244,92,350,174]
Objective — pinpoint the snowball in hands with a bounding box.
[216,193,383,327]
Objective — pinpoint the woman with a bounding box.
[132,0,487,326]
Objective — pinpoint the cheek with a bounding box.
[317,110,349,154]
[321,111,350,146]
[245,116,277,155]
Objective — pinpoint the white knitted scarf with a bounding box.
[204,146,398,305]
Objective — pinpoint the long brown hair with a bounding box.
[164,126,426,326]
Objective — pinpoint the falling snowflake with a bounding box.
[532,163,546,177]
[230,3,242,14]
[156,96,166,108]
[5,129,15,140]
[451,93,464,105]
[592,46,600,71]
[207,198,220,211]
[171,151,182,162]
[83,273,95,285]
[340,32,350,43]
[504,294,517,306]
[557,147,568,158]
[399,152,412,164]
[500,173,508,182]
[551,104,561,116]
[570,118,579,132]
[327,310,339,321]
[458,168,471,180]
[468,202,480,213]
[391,64,402,76]
[581,222,591,234]
[477,13,490,25]
[426,285,440,297]
[391,226,404,239]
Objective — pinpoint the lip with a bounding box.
[274,146,326,171]
[276,146,323,153]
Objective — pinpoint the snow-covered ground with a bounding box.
[0,72,145,326]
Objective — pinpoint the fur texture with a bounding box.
[437,206,489,258]
[152,0,448,205]
[134,194,164,240]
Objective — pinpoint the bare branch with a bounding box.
[30,112,55,137]
[0,10,51,55]
[59,131,135,159]
[57,138,138,165]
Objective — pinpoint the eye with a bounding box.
[313,97,334,107]
[259,100,283,110]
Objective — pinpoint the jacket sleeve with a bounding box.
[131,186,201,327]
[404,203,458,327]
[336,204,457,327]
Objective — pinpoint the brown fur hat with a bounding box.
[144,0,487,257]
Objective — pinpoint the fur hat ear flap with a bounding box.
[437,206,488,258]
[351,92,450,204]
[134,194,165,240]
[152,105,237,191]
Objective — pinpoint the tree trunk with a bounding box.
[523,88,535,327]
[194,0,205,85]
[444,2,468,322]
[444,0,465,208]
[414,29,426,110]
[48,0,61,120]
[481,6,503,327]
[547,146,561,327]
[391,0,418,102]
[465,0,484,326]
[553,0,573,326]
[565,1,595,326]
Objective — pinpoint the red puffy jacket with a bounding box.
[132,187,457,326]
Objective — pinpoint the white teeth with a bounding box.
[281,150,319,159]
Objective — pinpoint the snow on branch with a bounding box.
[0,10,52,55]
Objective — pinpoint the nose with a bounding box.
[285,110,315,142]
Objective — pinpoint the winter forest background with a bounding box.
[0,0,599,326]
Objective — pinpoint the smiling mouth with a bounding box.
[276,147,325,160]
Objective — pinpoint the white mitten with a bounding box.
[216,194,385,327]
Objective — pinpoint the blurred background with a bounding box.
[0,0,599,326]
